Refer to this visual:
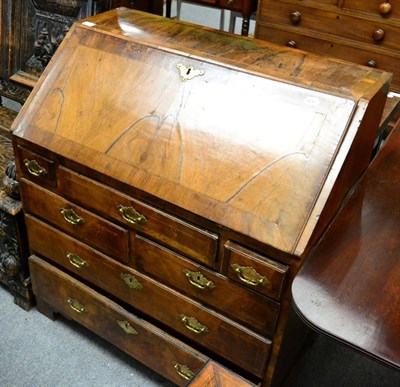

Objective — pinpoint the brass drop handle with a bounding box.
[286,40,297,48]
[120,273,143,290]
[379,1,392,15]
[66,252,88,269]
[372,28,385,41]
[172,362,195,381]
[366,59,377,68]
[183,269,215,290]
[231,263,270,287]
[117,204,147,225]
[67,298,87,314]
[290,11,301,24]
[61,208,85,225]
[117,320,139,335]
[179,314,209,334]
[24,159,47,177]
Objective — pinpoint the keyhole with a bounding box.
[186,67,192,75]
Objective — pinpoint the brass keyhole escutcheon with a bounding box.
[177,64,205,82]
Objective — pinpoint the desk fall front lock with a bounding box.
[12,8,391,386]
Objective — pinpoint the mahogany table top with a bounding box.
[292,119,400,370]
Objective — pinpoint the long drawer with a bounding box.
[29,255,208,386]
[26,215,271,377]
[256,23,399,91]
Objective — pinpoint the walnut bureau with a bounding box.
[12,8,391,386]
[255,0,400,92]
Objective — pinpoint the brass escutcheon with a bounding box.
[183,269,215,290]
[66,252,87,269]
[117,320,139,335]
[231,263,269,287]
[177,63,205,82]
[120,273,143,290]
[60,207,85,225]
[67,298,87,314]
[179,314,209,334]
[117,204,147,225]
[24,159,47,177]
[172,362,195,380]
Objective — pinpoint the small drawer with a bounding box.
[58,167,218,267]
[342,0,400,21]
[26,217,270,377]
[224,241,288,301]
[20,179,129,263]
[134,235,280,337]
[29,256,208,386]
[16,145,56,187]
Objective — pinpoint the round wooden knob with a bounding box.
[286,40,297,48]
[290,11,301,25]
[379,2,392,15]
[366,60,377,68]
[372,29,385,41]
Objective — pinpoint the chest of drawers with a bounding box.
[255,0,400,92]
[12,9,391,386]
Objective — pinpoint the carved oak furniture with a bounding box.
[255,0,400,92]
[292,117,400,371]
[12,9,391,386]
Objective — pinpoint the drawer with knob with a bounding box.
[256,24,400,92]
[343,0,400,20]
[133,234,280,336]
[57,167,218,268]
[258,1,400,52]
[29,255,209,386]
[25,215,271,377]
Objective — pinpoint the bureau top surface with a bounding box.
[12,9,391,257]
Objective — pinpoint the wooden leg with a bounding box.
[36,297,59,321]
[165,0,172,18]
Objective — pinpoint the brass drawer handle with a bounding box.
[60,208,85,225]
[66,252,87,269]
[67,298,87,314]
[120,273,143,290]
[231,263,270,287]
[24,159,47,177]
[179,314,209,334]
[117,320,139,335]
[117,204,147,225]
[183,269,215,290]
[172,362,195,381]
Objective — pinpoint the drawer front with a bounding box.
[134,235,280,337]
[342,0,400,20]
[26,216,270,377]
[29,256,208,386]
[16,146,57,187]
[224,241,288,301]
[20,179,129,263]
[255,24,400,92]
[58,167,218,267]
[259,2,400,52]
